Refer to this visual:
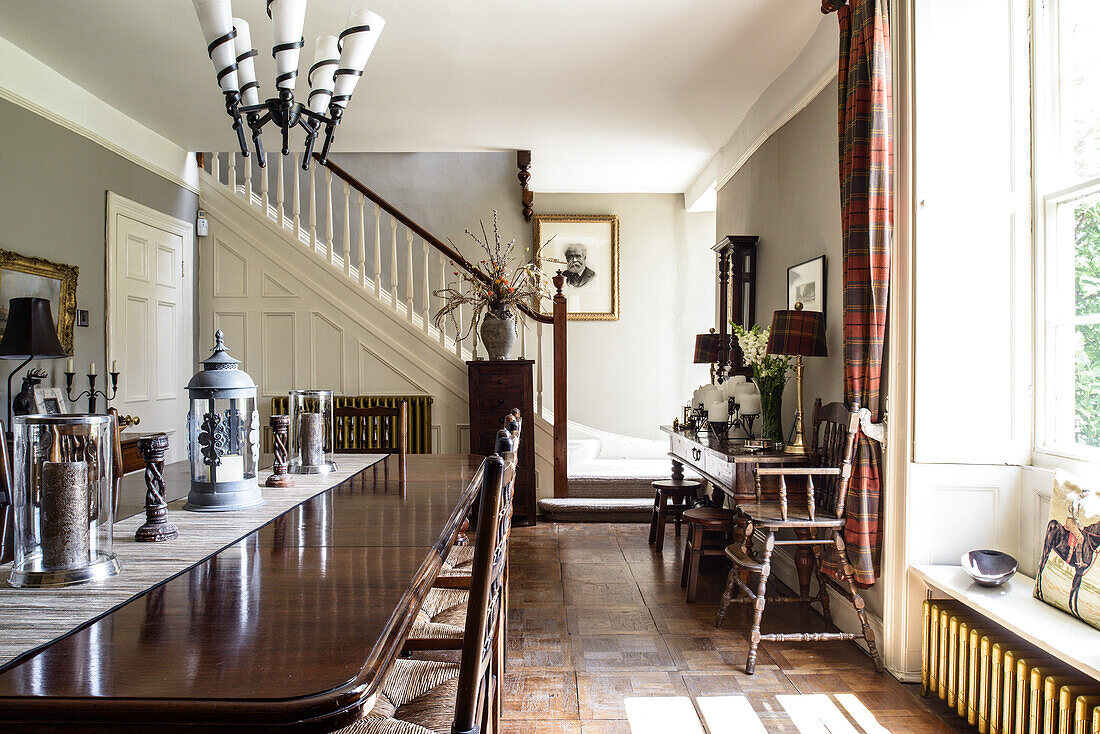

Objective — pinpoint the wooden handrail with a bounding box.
[319,155,553,325]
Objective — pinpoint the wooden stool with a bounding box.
[680,506,736,603]
[648,479,701,553]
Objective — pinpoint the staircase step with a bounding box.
[538,498,652,523]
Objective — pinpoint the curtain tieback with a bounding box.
[858,407,886,445]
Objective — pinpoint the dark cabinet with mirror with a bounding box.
[712,235,759,380]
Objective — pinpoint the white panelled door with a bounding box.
[107,193,194,464]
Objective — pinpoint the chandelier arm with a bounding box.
[223,91,249,158]
[247,110,270,168]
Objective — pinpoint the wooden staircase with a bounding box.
[196,151,569,497]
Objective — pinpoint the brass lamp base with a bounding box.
[784,355,810,455]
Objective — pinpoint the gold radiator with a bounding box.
[922,600,1100,734]
[270,395,433,453]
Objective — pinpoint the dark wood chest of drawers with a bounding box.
[467,359,536,526]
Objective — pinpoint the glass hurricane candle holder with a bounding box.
[288,389,337,474]
[185,330,263,511]
[8,413,121,587]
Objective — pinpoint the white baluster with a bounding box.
[292,153,301,242]
[245,154,254,205]
[260,161,269,217]
[536,322,544,415]
[342,182,351,277]
[358,194,367,288]
[405,231,415,321]
[210,153,220,183]
[438,254,446,346]
[390,219,399,306]
[421,240,430,334]
[229,153,237,193]
[308,165,317,254]
[374,205,382,298]
[325,169,334,264]
[276,154,285,227]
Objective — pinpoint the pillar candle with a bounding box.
[40,461,90,569]
[739,394,762,415]
[723,375,747,398]
[707,400,729,422]
[299,413,325,466]
[209,455,245,482]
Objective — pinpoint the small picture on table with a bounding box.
[787,255,826,315]
[33,387,68,415]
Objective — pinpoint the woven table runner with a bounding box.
[0,455,384,667]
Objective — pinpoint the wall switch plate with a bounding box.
[76,309,89,327]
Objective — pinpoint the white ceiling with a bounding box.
[0,1,822,193]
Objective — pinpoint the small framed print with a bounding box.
[787,255,826,316]
[33,387,68,415]
[535,214,619,321]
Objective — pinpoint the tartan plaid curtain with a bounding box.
[823,0,893,587]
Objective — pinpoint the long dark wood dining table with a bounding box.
[0,452,485,732]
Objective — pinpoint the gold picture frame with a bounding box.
[534,214,619,321]
[0,250,79,355]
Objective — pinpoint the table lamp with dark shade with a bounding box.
[767,302,827,456]
[694,330,723,384]
[0,297,67,427]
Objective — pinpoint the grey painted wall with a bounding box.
[329,152,531,267]
[539,193,716,440]
[0,97,198,411]
[716,79,885,619]
[716,79,844,429]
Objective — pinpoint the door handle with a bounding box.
[118,414,142,430]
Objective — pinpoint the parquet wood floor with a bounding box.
[502,522,967,733]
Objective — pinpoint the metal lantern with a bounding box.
[8,413,121,587]
[185,330,263,511]
[287,389,337,474]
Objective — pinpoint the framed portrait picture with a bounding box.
[787,255,826,316]
[534,214,619,321]
[33,387,68,415]
[0,250,78,355]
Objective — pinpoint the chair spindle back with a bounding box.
[809,399,861,519]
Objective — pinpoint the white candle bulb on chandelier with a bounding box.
[192,0,240,94]
[268,0,309,91]
[308,35,340,114]
[332,9,386,109]
[232,18,260,107]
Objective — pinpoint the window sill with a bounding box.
[1031,448,1100,483]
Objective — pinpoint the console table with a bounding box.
[0,452,484,731]
[661,425,814,595]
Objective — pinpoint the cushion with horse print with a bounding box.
[1035,472,1100,629]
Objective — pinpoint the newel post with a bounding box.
[552,271,568,498]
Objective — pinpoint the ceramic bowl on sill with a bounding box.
[960,549,1019,587]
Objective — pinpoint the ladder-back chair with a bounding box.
[341,423,519,734]
[715,400,883,674]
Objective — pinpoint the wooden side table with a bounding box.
[661,426,813,596]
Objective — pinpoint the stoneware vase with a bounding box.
[755,378,785,444]
[480,307,517,360]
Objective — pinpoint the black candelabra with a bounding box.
[65,369,120,414]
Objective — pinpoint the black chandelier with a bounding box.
[192,0,384,170]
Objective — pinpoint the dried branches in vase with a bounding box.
[433,210,560,359]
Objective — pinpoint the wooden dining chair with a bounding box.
[404,413,522,653]
[714,400,883,674]
[339,428,519,733]
[107,408,125,516]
